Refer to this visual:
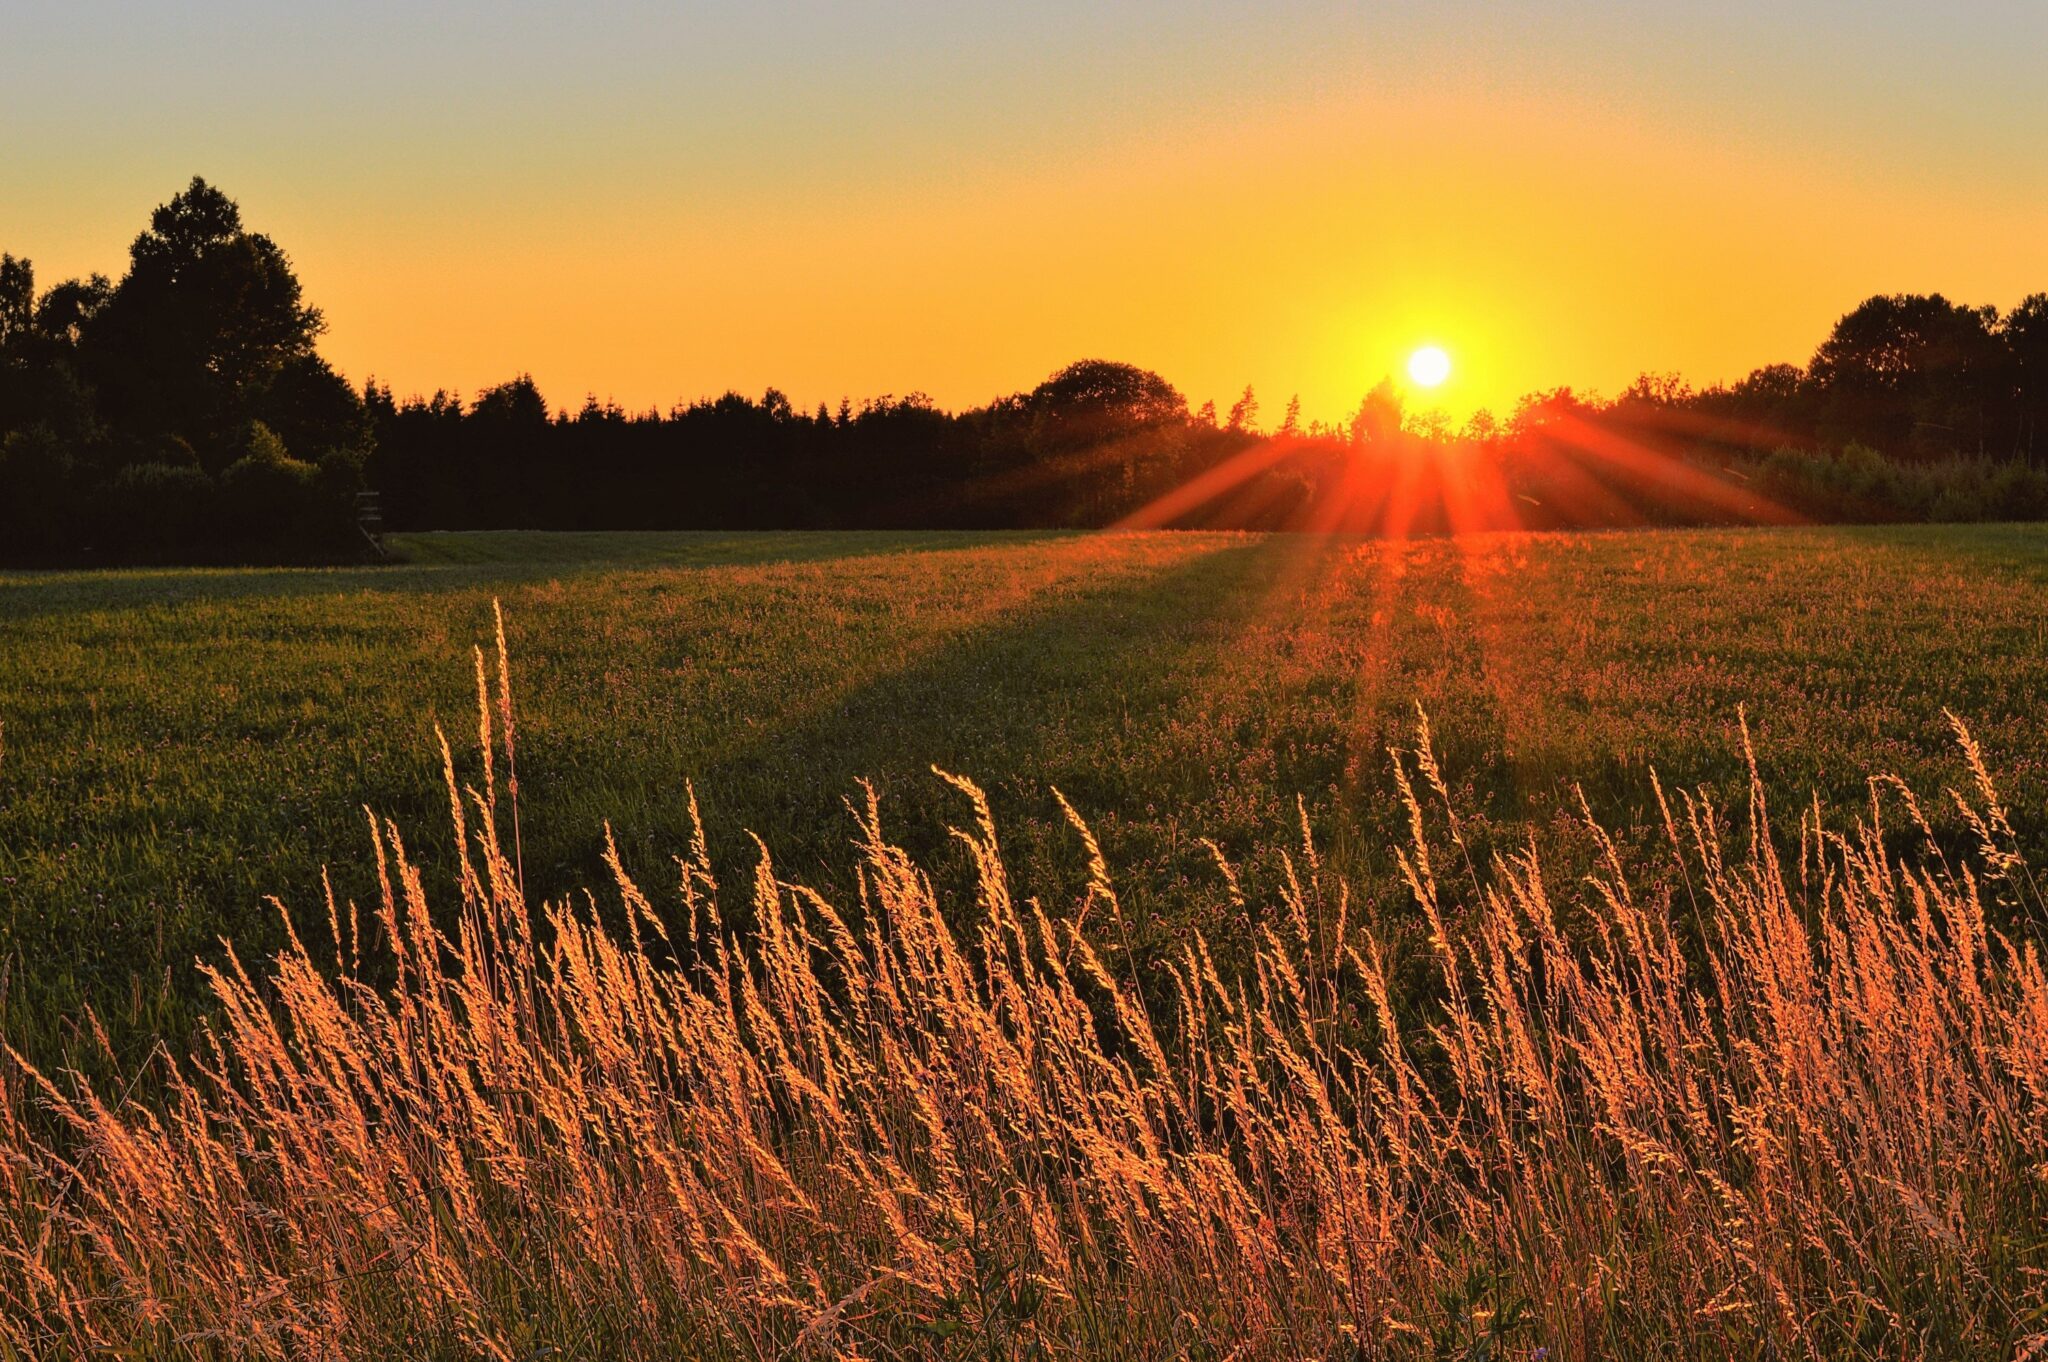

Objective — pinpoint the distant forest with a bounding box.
[4,178,2046,564]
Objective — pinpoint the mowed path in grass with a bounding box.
[3,525,2046,1050]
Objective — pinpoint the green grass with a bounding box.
[4,524,2047,1056]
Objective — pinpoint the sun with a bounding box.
[1407,345,1452,389]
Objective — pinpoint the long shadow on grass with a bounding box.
[629,534,1352,946]
[0,533,1077,1041]
[0,530,1065,622]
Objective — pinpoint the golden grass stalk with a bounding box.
[2,618,2045,1359]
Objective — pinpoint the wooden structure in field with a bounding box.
[355,490,388,558]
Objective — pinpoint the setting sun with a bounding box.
[1407,345,1452,389]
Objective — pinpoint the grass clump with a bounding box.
[3,620,2046,1360]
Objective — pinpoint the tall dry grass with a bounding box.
[3,612,2046,1360]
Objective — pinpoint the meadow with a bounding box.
[5,525,2048,1358]
[3,525,2047,1060]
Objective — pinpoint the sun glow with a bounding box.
[1406,345,1452,389]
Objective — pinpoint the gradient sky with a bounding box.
[5,2,2044,423]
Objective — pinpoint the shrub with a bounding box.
[99,461,218,563]
[1751,442,2048,523]
[216,421,359,562]
[0,424,81,561]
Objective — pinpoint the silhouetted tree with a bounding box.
[0,256,32,349]
[1351,380,1404,446]
[1733,363,1804,403]
[471,374,549,427]
[1506,386,1593,442]
[0,259,106,447]
[2004,294,2048,462]
[1278,394,1301,437]
[1810,294,2005,457]
[1461,408,1499,445]
[1619,372,1693,406]
[84,177,329,466]
[1227,385,1259,433]
[1025,359,1186,447]
[257,355,370,463]
[0,179,370,562]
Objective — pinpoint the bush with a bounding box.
[216,421,360,562]
[1751,442,2048,523]
[1986,461,2048,519]
[98,462,217,563]
[0,424,81,562]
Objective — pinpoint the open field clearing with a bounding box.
[4,593,2048,1358]
[2,524,2047,1059]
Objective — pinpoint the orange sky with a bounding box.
[5,3,2044,425]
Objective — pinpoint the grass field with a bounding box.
[3,524,2048,1056]
[7,524,2048,1358]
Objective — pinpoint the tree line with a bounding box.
[4,178,2046,563]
